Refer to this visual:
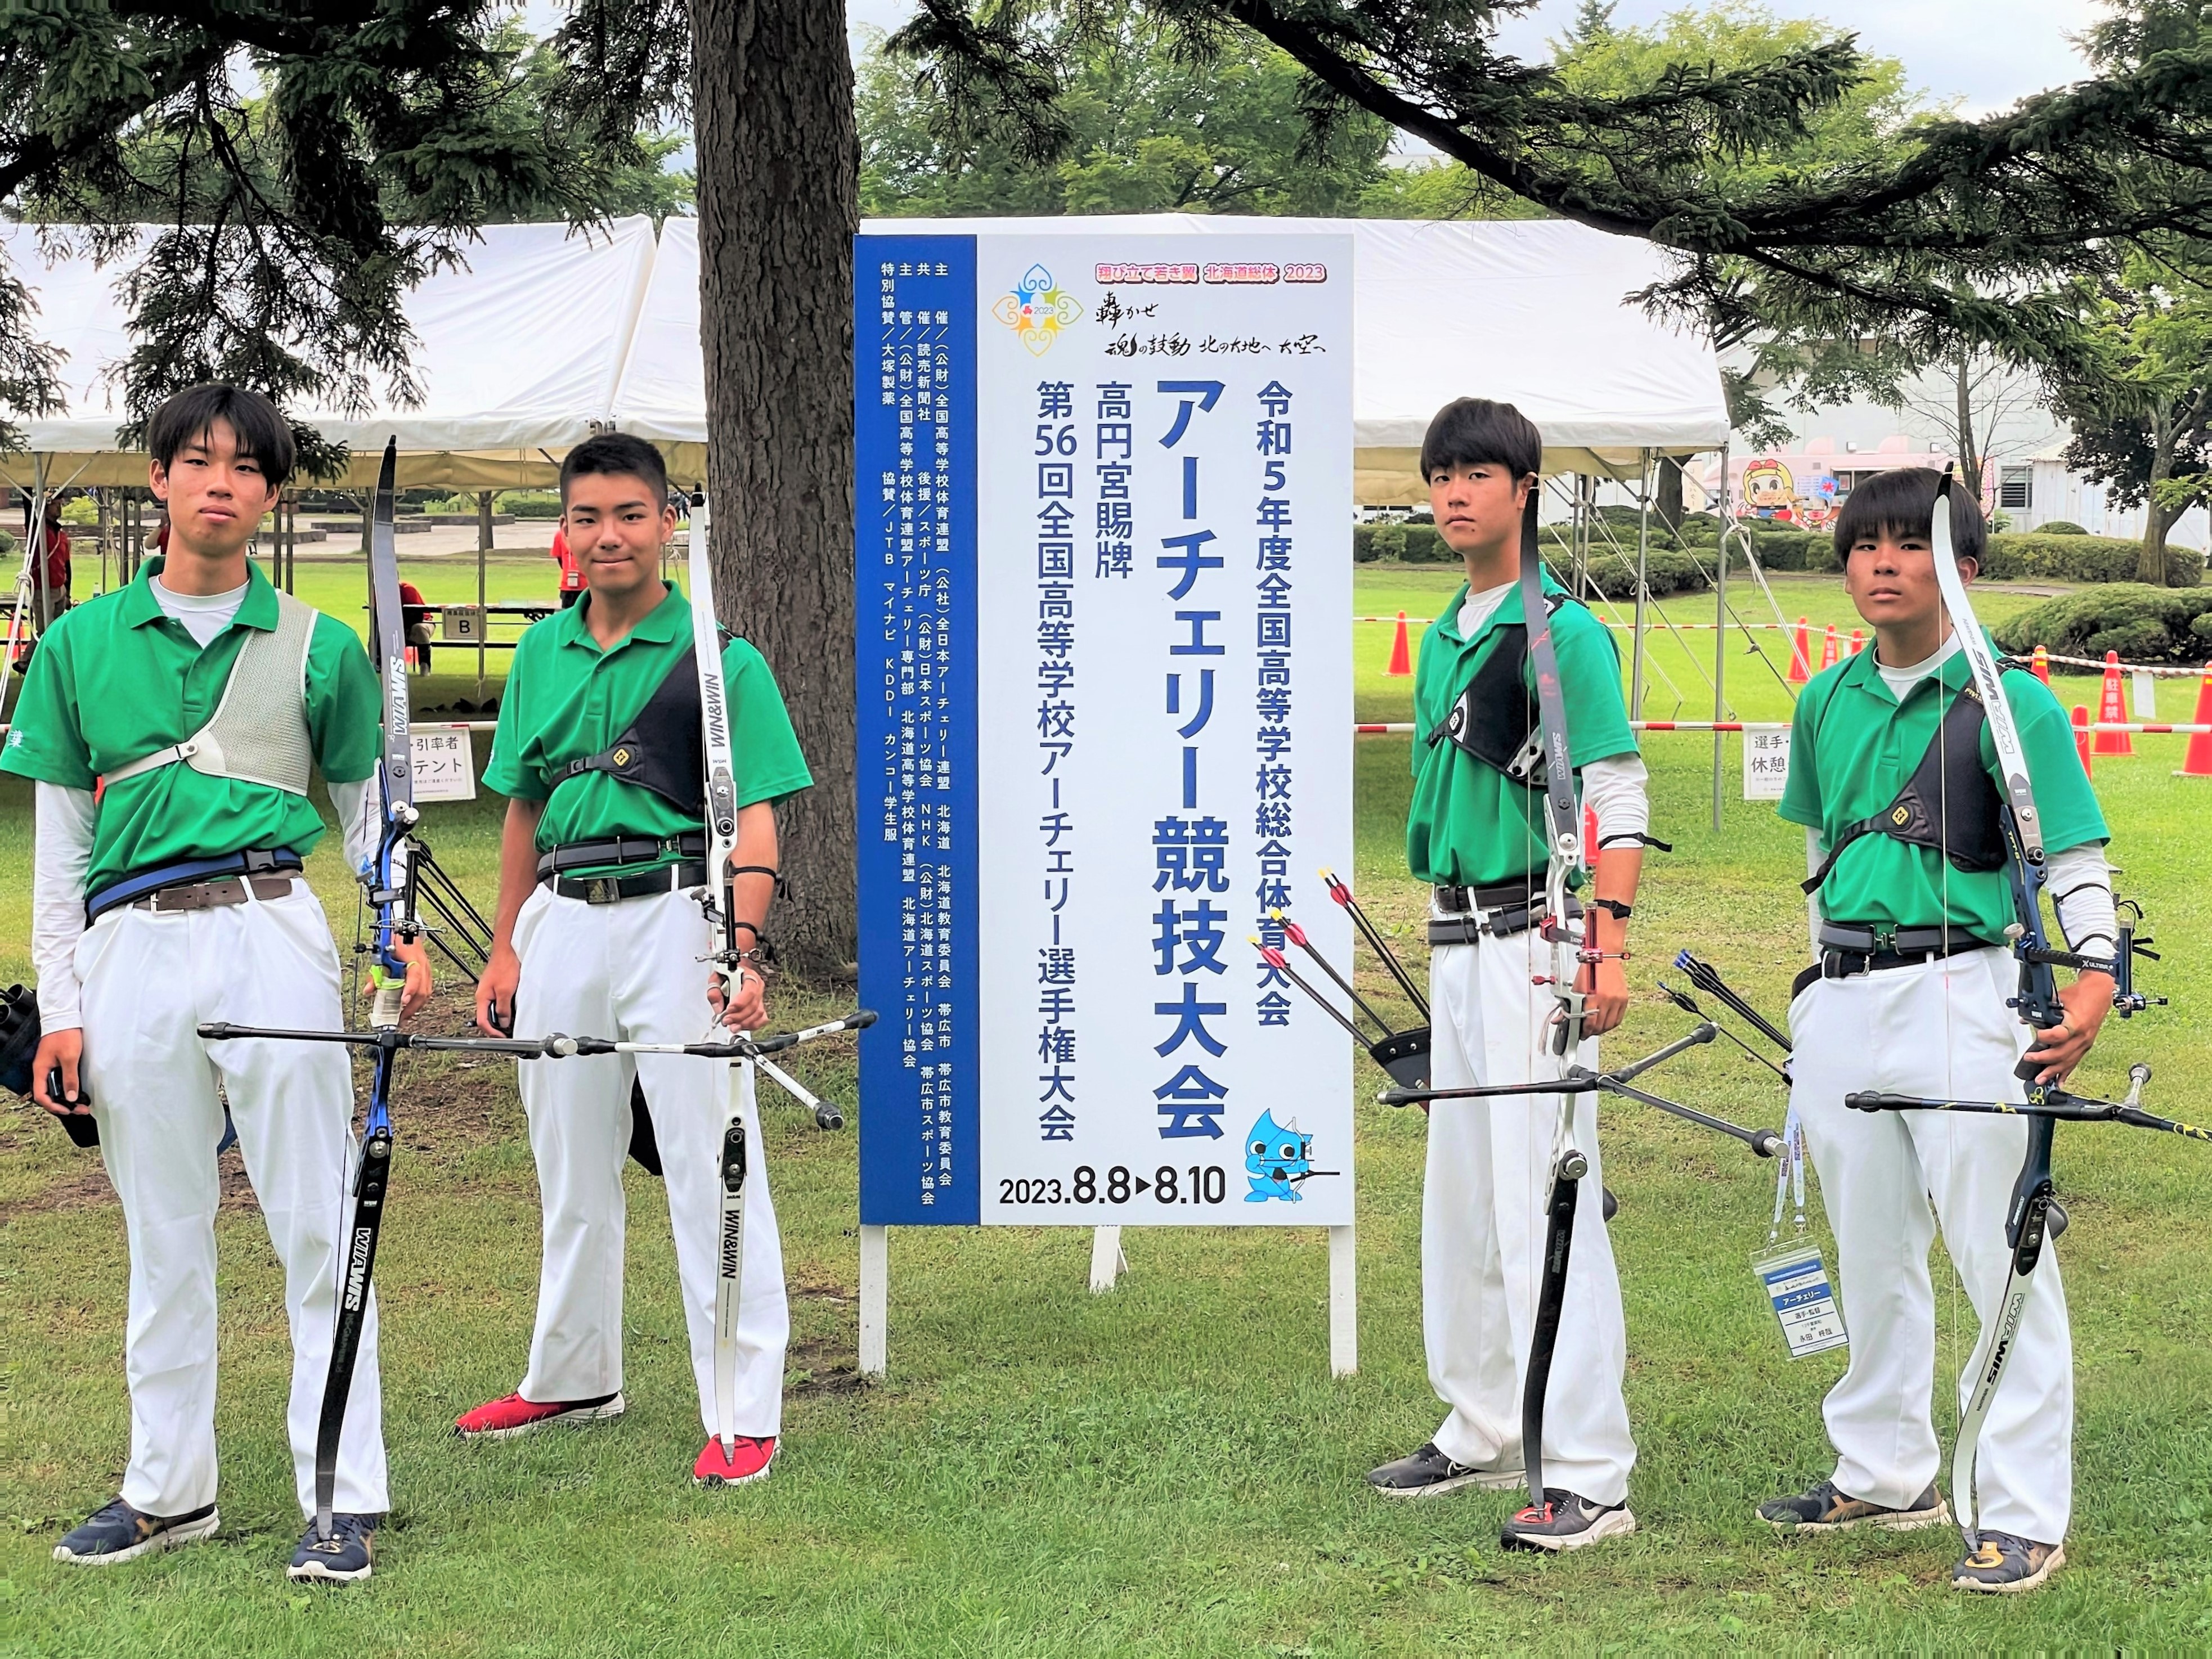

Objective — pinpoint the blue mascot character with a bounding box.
[1244,1109,1314,1202]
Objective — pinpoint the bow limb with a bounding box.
[1511,481,1587,1521]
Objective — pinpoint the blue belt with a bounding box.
[85,848,304,927]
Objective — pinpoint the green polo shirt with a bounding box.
[1779,636,2107,938]
[0,559,380,893]
[484,582,812,877]
[1406,573,1637,888]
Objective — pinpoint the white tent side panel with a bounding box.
[1,217,658,478]
[615,214,1729,497]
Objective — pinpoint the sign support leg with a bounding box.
[859,1224,888,1378]
[1088,1225,1127,1293]
[1329,1224,1357,1377]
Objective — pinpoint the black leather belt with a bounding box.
[86,848,304,926]
[1816,921,1998,981]
[1430,882,1582,946]
[535,832,707,882]
[548,860,710,905]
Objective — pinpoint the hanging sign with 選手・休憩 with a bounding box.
[854,234,1356,1229]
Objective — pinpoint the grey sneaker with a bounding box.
[53,1496,219,1566]
[1500,1489,1637,1552]
[1953,1531,2065,1593]
[1758,1478,1949,1532]
[1365,1441,1525,1498]
[289,1513,376,1583]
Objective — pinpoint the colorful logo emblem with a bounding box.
[993,264,1083,356]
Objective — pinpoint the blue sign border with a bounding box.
[856,234,980,1225]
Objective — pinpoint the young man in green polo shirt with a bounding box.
[1363,399,1652,1550]
[1758,467,2115,1593]
[457,433,812,1486]
[6,383,429,1583]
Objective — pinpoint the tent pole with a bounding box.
[477,491,491,704]
[1631,450,1651,721]
[1573,473,1589,598]
[1712,443,1730,832]
[31,453,50,633]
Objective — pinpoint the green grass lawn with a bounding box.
[2,568,2209,1653]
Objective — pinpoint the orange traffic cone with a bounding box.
[2031,645,2051,686]
[1787,617,1811,684]
[2073,705,2093,778]
[2095,651,2133,756]
[1819,624,1839,671]
[1848,628,1865,657]
[1386,610,1412,677]
[2178,667,2212,778]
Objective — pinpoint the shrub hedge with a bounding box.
[1980,533,2203,587]
[1352,521,2206,591]
[2037,520,2088,534]
[1993,585,2212,663]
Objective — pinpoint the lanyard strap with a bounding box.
[1768,1101,1808,1247]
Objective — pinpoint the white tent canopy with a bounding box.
[3,213,1729,500]
[0,217,658,489]
[618,214,1730,499]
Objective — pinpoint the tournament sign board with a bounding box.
[854,232,1356,1370]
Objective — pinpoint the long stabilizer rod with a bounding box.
[199,1010,876,1064]
[1375,1024,1783,1157]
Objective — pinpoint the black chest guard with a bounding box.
[1802,672,2013,894]
[551,640,715,813]
[1425,592,1576,786]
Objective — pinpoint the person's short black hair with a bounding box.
[147,383,295,488]
[560,431,670,506]
[1419,397,1544,482]
[1833,466,1986,570]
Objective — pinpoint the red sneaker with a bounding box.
[694,1435,777,1486]
[454,1391,625,1440]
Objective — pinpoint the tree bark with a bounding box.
[1953,349,1984,505]
[690,0,860,978]
[2140,396,2174,587]
[1654,456,1684,534]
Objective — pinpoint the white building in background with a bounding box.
[1703,354,2210,548]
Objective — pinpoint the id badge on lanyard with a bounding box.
[1749,1104,1847,1360]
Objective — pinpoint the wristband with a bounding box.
[1588,898,1633,921]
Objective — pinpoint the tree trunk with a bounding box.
[1953,348,1984,505]
[691,0,860,978]
[2140,397,2174,587]
[1654,456,1684,534]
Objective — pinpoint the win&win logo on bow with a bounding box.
[993,264,1083,356]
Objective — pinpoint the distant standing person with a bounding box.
[398,578,433,673]
[32,502,71,628]
[550,523,584,609]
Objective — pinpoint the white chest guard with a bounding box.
[104,590,319,795]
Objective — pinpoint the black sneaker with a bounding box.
[52,1496,219,1566]
[1500,1489,1637,1552]
[1758,1478,1949,1533]
[1365,1441,1525,1499]
[1953,1531,2065,1593]
[289,1513,376,1583]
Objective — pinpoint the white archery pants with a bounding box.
[511,885,788,1440]
[74,882,388,1519]
[1789,946,2072,1544]
[1421,921,1636,1505]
